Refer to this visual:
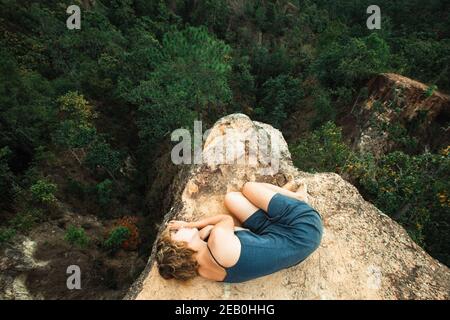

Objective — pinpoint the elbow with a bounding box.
[221,214,234,224]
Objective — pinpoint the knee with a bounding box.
[224,192,242,210]
[242,182,256,196]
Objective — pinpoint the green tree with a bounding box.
[84,140,122,176]
[251,46,293,88]
[0,227,16,245]
[229,55,256,113]
[104,226,130,251]
[310,89,335,128]
[348,150,450,265]
[0,50,56,158]
[396,38,450,90]
[254,75,303,128]
[53,92,122,179]
[53,92,98,164]
[190,0,231,37]
[65,225,90,248]
[57,91,96,124]
[314,33,390,90]
[30,179,57,204]
[290,121,353,173]
[96,179,114,207]
[128,26,232,145]
[53,121,97,152]
[0,147,14,207]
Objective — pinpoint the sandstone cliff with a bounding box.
[351,73,450,157]
[126,113,450,300]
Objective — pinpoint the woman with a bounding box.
[156,180,323,283]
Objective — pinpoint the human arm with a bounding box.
[168,214,235,230]
[198,225,214,240]
[199,224,243,240]
[167,216,239,268]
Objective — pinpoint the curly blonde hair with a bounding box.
[156,228,199,281]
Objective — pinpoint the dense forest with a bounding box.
[0,0,449,297]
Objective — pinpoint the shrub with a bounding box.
[104,226,130,251]
[84,140,122,174]
[9,209,43,233]
[96,179,113,207]
[30,179,57,204]
[424,84,438,98]
[347,151,450,265]
[115,216,140,250]
[254,74,303,128]
[396,38,450,91]
[291,122,450,265]
[53,120,97,150]
[250,45,293,87]
[290,121,353,173]
[310,89,334,129]
[0,227,16,245]
[129,26,232,146]
[314,33,390,90]
[0,147,13,207]
[57,91,96,124]
[65,225,90,248]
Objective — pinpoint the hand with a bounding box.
[167,220,191,230]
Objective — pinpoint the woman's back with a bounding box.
[210,194,323,283]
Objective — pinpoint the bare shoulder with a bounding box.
[208,226,241,268]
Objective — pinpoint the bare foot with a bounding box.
[282,179,300,192]
[282,179,309,203]
[295,183,309,203]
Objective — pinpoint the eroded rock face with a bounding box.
[0,236,47,300]
[0,209,146,300]
[352,73,450,157]
[126,113,450,300]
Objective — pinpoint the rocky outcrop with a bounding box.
[351,73,450,157]
[0,208,146,300]
[126,113,450,300]
[0,236,48,300]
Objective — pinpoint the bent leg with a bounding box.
[241,182,277,212]
[224,192,260,225]
[242,182,308,213]
[258,182,308,203]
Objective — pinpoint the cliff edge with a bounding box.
[126,113,450,300]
